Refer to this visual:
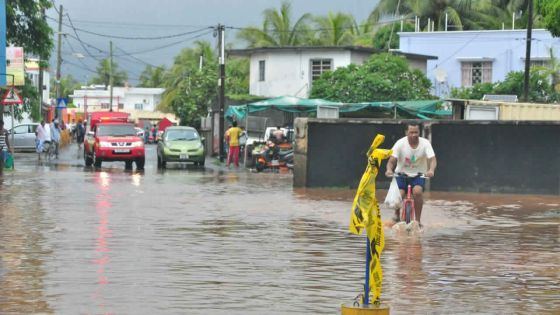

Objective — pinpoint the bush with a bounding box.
[310,53,433,102]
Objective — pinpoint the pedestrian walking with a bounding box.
[51,119,61,159]
[35,120,51,161]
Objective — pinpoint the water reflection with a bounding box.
[93,172,113,314]
[0,149,558,314]
[0,170,53,314]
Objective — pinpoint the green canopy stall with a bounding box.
[225,96,451,121]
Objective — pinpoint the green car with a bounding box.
[157,126,206,168]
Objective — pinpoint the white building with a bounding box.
[228,46,436,98]
[398,29,560,97]
[25,58,50,106]
[70,86,165,113]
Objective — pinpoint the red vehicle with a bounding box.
[84,112,145,170]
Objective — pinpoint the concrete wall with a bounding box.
[294,118,560,195]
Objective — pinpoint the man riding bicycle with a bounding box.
[385,123,437,226]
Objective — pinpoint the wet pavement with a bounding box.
[0,144,558,314]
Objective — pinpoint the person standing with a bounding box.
[76,119,85,156]
[385,123,437,226]
[51,119,61,159]
[0,120,11,175]
[225,121,243,167]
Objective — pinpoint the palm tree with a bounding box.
[90,58,128,88]
[313,12,356,46]
[369,0,544,32]
[369,0,473,31]
[139,65,166,88]
[237,1,312,47]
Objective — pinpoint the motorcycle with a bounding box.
[254,140,293,172]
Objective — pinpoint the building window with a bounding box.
[135,103,143,110]
[100,103,110,110]
[461,61,492,87]
[310,59,332,81]
[530,60,550,69]
[118,103,124,110]
[258,60,265,81]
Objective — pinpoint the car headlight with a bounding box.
[131,141,144,147]
[99,141,112,147]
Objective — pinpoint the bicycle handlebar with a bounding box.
[391,172,428,179]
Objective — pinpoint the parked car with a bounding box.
[9,123,39,151]
[157,126,205,168]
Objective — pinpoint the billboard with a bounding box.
[0,0,6,86]
[6,47,25,86]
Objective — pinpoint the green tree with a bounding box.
[161,41,249,126]
[543,0,560,36]
[89,58,128,88]
[51,74,81,99]
[139,65,166,88]
[372,22,415,49]
[237,1,312,47]
[368,0,545,32]
[313,12,355,46]
[450,68,558,103]
[7,0,53,59]
[309,53,432,102]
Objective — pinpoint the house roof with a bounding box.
[228,46,437,60]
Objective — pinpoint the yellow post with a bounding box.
[341,303,390,315]
[347,134,392,313]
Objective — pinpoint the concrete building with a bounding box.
[25,58,50,105]
[71,86,165,113]
[228,46,436,98]
[398,29,560,97]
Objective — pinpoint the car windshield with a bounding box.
[97,124,137,137]
[166,129,199,141]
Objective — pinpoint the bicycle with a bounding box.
[43,140,55,161]
[393,172,427,232]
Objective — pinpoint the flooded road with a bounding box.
[0,145,558,314]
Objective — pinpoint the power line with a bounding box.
[117,30,214,55]
[68,25,213,40]
[114,45,158,68]
[62,36,97,72]
[47,15,213,40]
[64,13,104,61]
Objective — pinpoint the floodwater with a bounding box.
[0,145,558,314]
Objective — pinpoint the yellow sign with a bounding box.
[6,47,25,86]
[349,134,392,304]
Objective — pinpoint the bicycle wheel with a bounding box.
[404,203,412,224]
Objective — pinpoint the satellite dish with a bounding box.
[434,67,448,83]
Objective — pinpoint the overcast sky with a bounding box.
[46,0,380,85]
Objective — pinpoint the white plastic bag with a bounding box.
[384,177,402,209]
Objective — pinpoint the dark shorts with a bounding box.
[396,176,425,191]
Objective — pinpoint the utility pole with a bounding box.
[109,40,114,112]
[55,4,63,119]
[523,0,533,102]
[218,24,225,162]
[38,6,47,121]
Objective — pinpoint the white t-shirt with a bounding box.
[36,124,52,142]
[391,137,435,175]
